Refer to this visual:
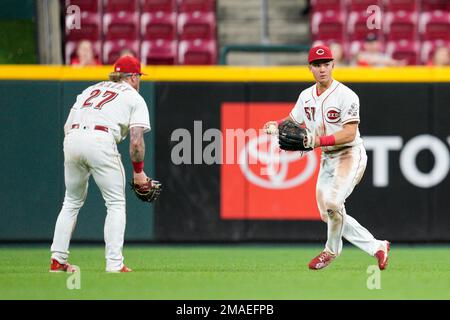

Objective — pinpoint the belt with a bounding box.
[71,124,109,133]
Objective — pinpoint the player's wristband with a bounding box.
[319,135,336,147]
[132,161,144,173]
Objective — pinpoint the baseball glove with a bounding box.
[129,178,162,203]
[278,119,314,151]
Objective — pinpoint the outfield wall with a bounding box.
[0,66,449,242]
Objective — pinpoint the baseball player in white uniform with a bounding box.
[265,45,390,270]
[49,55,151,273]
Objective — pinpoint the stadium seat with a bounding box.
[420,39,450,64]
[178,11,216,40]
[141,39,178,64]
[384,11,418,41]
[310,0,344,13]
[384,0,418,12]
[103,11,140,40]
[103,0,138,12]
[178,0,216,13]
[311,10,345,42]
[421,0,449,12]
[141,0,176,13]
[103,39,140,64]
[419,11,450,41]
[66,11,102,41]
[65,40,102,65]
[141,12,177,40]
[347,11,383,41]
[385,40,420,65]
[178,39,217,64]
[65,0,101,13]
[347,0,383,12]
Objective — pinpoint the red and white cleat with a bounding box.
[308,251,335,270]
[106,265,133,273]
[49,259,76,273]
[375,241,390,270]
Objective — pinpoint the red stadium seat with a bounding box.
[103,0,138,12]
[178,11,216,40]
[141,0,176,12]
[65,0,101,13]
[420,39,450,64]
[310,0,344,13]
[421,0,448,12]
[311,10,345,42]
[141,39,178,64]
[66,11,102,41]
[347,11,384,41]
[419,11,450,41]
[103,12,140,40]
[141,12,177,40]
[65,40,102,65]
[347,0,383,12]
[384,0,418,12]
[178,0,216,13]
[103,39,140,64]
[384,11,418,41]
[385,40,420,65]
[178,39,217,64]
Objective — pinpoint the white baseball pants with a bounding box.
[50,128,127,271]
[316,144,384,257]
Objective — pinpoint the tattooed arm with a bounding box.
[130,126,148,184]
[130,126,145,162]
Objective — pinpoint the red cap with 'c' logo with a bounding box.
[308,45,334,64]
[113,55,147,75]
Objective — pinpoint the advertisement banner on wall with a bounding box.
[221,103,321,220]
[154,82,450,242]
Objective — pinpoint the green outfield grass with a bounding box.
[0,245,448,300]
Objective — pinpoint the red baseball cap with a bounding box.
[113,55,147,75]
[308,45,334,64]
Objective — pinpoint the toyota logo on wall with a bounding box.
[221,102,322,220]
[238,134,318,189]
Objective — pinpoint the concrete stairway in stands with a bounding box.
[217,0,310,65]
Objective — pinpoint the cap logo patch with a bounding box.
[316,49,325,55]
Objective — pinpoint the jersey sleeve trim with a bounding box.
[289,111,303,125]
[342,118,360,124]
[130,123,151,132]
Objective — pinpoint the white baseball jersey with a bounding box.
[51,80,151,272]
[64,81,151,143]
[289,80,384,257]
[289,79,362,152]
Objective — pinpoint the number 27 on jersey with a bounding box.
[82,89,118,110]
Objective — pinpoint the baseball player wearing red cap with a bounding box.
[265,45,390,270]
[49,55,152,273]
